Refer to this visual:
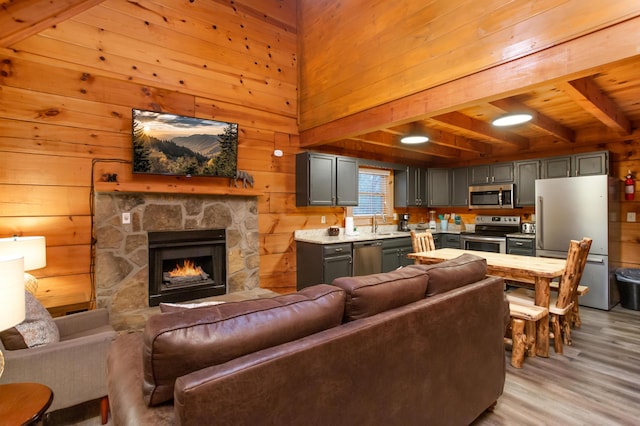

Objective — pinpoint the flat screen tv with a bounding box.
[132,109,238,178]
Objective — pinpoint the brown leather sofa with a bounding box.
[107,253,507,425]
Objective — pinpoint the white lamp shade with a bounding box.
[0,256,26,331]
[0,236,46,271]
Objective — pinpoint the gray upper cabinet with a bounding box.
[573,151,608,176]
[395,166,427,207]
[514,160,540,206]
[470,162,514,184]
[451,167,470,206]
[336,156,359,205]
[427,168,450,207]
[296,152,358,207]
[542,151,608,178]
[541,155,571,178]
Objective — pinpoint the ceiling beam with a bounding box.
[299,16,640,147]
[0,0,105,48]
[431,112,529,147]
[489,98,575,143]
[351,131,462,159]
[558,76,632,135]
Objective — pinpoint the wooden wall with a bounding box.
[0,0,300,311]
[2,1,640,314]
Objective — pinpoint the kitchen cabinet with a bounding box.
[394,166,427,207]
[451,167,470,206]
[507,237,535,256]
[470,162,514,184]
[541,151,608,178]
[296,242,353,290]
[381,237,413,272]
[427,168,450,207]
[514,160,540,206]
[296,152,358,206]
[440,234,461,249]
[573,151,608,176]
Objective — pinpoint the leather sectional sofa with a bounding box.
[106,253,508,425]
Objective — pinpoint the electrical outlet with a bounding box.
[321,216,326,224]
[627,212,636,222]
[122,212,131,224]
[393,213,398,220]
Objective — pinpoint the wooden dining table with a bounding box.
[408,248,567,357]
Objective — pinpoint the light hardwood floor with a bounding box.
[475,305,640,425]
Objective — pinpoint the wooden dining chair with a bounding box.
[507,237,592,354]
[504,302,548,368]
[410,230,435,263]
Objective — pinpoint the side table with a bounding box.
[0,382,53,425]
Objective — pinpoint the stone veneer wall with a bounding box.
[94,193,259,328]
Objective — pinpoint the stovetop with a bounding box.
[462,215,521,237]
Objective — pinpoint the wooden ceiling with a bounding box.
[299,53,640,167]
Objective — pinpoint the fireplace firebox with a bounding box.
[148,229,226,306]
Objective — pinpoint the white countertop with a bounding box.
[295,225,462,245]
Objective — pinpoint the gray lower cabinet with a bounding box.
[514,160,540,206]
[507,237,535,256]
[440,234,461,249]
[296,152,358,206]
[381,237,413,272]
[296,242,352,290]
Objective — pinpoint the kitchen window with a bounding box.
[353,168,392,217]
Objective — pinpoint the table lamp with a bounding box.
[0,256,26,379]
[0,236,46,294]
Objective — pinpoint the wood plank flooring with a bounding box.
[474,305,640,425]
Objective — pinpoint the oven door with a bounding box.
[460,234,506,253]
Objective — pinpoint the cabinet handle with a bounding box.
[334,248,343,252]
[515,242,524,246]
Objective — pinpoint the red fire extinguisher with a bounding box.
[625,171,635,201]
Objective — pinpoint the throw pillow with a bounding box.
[0,291,60,350]
[159,300,225,313]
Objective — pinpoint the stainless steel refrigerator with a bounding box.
[535,175,619,310]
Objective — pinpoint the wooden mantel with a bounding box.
[94,180,263,196]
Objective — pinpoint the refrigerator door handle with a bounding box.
[537,195,543,249]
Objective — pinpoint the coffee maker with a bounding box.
[398,213,410,232]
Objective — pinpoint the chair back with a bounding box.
[556,237,592,309]
[410,230,435,253]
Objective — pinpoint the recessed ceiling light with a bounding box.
[492,113,533,127]
[400,135,429,144]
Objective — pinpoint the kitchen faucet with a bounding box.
[373,212,386,234]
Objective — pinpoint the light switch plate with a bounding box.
[627,212,636,222]
[122,212,131,224]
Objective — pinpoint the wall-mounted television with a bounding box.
[132,109,238,178]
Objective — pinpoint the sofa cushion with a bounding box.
[407,253,487,296]
[332,267,429,321]
[142,284,346,406]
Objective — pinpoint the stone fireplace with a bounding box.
[93,192,259,329]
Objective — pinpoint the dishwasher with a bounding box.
[352,241,382,276]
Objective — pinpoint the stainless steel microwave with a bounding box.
[468,183,515,209]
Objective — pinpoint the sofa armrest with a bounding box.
[54,308,111,338]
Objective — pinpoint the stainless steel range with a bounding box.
[460,215,520,253]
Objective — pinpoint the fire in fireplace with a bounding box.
[148,229,226,306]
